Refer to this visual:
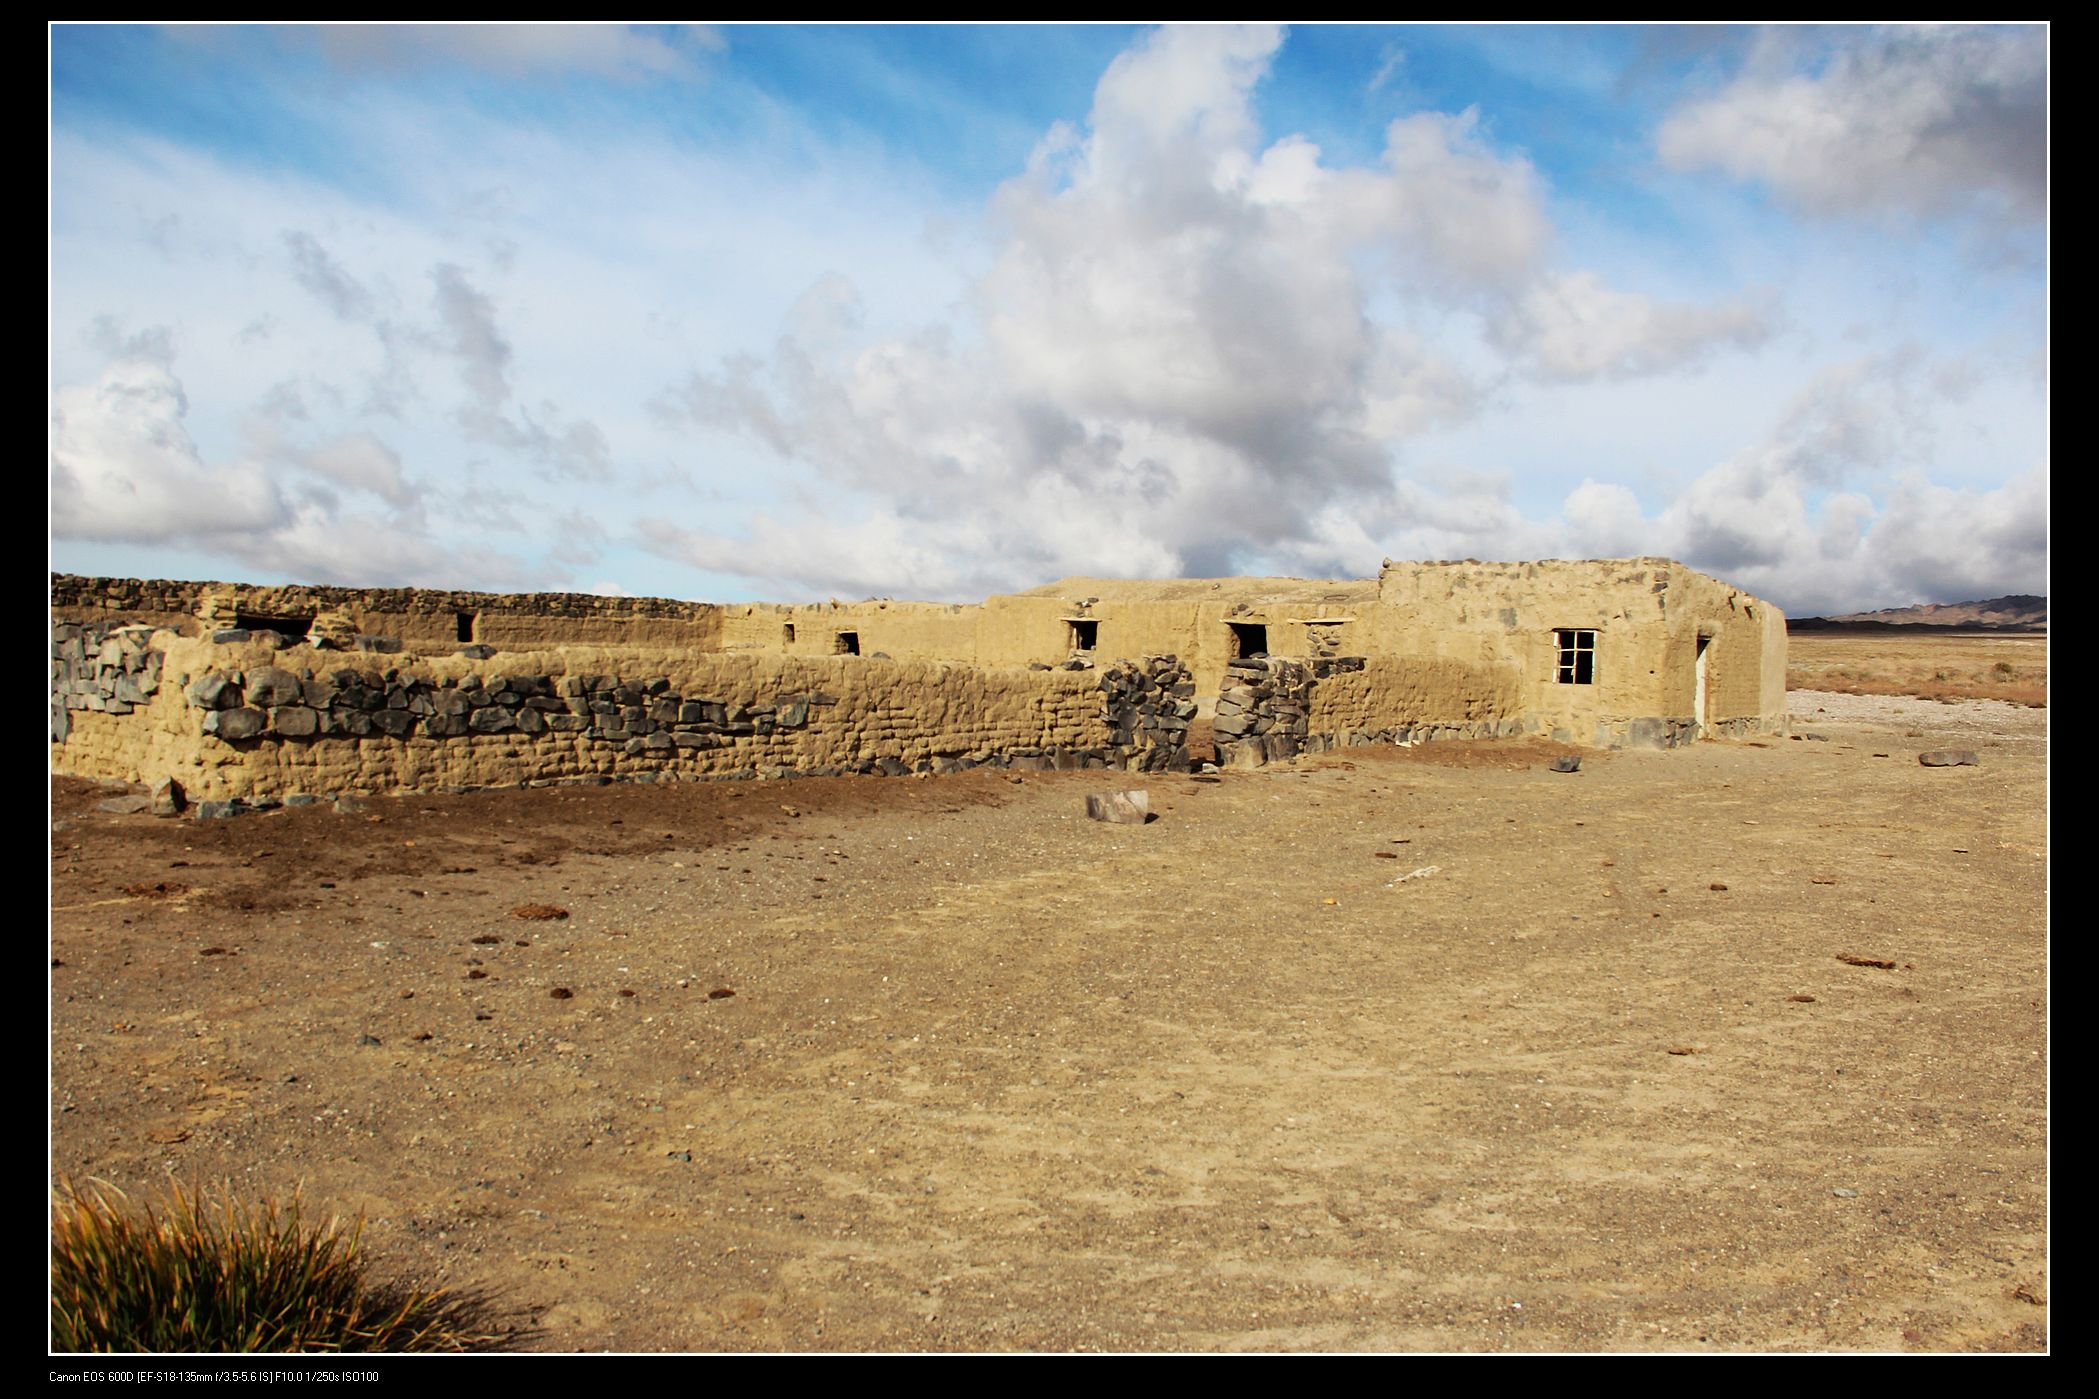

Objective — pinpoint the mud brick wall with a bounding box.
[1212,654,1529,768]
[1302,655,1526,748]
[52,631,1197,802]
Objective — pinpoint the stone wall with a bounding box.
[51,621,166,744]
[51,626,1198,804]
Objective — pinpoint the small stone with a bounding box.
[1549,755,1581,773]
[152,778,186,817]
[1084,790,1151,824]
[1918,750,1980,767]
[1832,1187,1859,1198]
[196,800,243,821]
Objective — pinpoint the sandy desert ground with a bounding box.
[50,638,2048,1353]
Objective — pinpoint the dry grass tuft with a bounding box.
[50,1178,498,1353]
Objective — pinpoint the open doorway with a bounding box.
[1694,635,1711,734]
[1068,619,1098,652]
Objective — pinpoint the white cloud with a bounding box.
[1658,26,2045,228]
[284,230,374,321]
[49,343,527,588]
[301,431,417,506]
[431,262,513,412]
[50,353,286,543]
[1562,478,1650,557]
[655,24,1760,598]
[1490,271,1773,381]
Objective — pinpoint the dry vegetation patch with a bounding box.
[1786,631,2046,706]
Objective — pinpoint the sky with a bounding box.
[48,22,2048,616]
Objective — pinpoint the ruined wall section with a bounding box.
[52,632,1196,802]
[51,574,723,651]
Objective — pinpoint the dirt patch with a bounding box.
[49,694,2045,1353]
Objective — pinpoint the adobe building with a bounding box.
[50,558,1785,807]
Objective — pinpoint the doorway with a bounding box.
[1694,635,1711,734]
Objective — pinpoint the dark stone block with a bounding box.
[270,705,320,738]
[468,707,516,734]
[371,708,416,737]
[186,673,241,710]
[204,707,266,741]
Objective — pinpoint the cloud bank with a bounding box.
[655,25,1777,597]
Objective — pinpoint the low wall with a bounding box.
[50,626,1195,804]
[1214,654,1527,767]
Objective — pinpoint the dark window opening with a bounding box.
[835,631,860,656]
[456,612,477,643]
[1555,629,1597,685]
[1069,619,1098,651]
[1227,621,1268,659]
[783,623,796,645]
[235,613,312,642]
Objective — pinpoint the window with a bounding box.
[236,613,313,642]
[456,612,477,643]
[1554,629,1596,685]
[1227,621,1268,659]
[783,623,796,645]
[835,631,860,656]
[1068,619,1098,652]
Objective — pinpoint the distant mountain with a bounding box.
[1790,595,2047,632]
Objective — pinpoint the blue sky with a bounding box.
[49,23,2047,615]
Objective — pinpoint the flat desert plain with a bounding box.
[50,638,2047,1352]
